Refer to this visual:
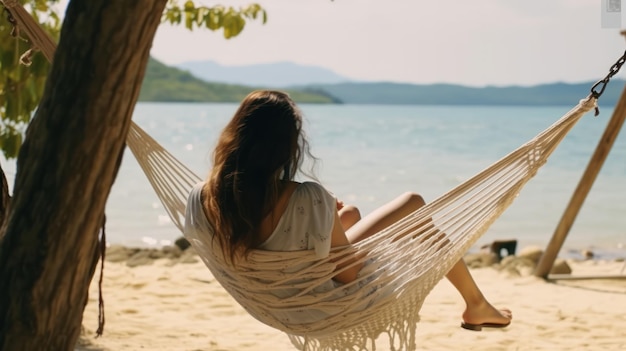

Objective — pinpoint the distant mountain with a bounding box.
[176,60,352,87]
[298,81,624,106]
[139,58,339,104]
[142,57,624,106]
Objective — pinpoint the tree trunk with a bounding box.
[0,164,11,236]
[0,0,167,350]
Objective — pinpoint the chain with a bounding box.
[591,50,626,99]
[588,50,626,116]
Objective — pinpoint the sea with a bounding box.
[4,102,626,260]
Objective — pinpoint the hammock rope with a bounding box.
[1,2,601,350]
[126,124,201,233]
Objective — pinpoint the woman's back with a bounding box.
[185,181,357,325]
[259,182,335,258]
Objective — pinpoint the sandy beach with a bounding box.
[78,246,626,351]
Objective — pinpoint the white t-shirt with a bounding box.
[184,181,344,325]
[258,182,336,258]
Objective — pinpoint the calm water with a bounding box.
[6,103,626,258]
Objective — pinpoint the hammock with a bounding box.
[131,100,599,351]
[1,2,599,350]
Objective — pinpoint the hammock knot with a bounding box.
[579,97,600,116]
[19,47,37,66]
[3,5,18,38]
[580,97,598,109]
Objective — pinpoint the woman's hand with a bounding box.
[336,199,344,211]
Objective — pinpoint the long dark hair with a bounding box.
[203,90,313,262]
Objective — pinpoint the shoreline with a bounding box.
[103,239,626,267]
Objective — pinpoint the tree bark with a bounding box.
[0,164,11,237]
[0,0,167,350]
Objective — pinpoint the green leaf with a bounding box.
[1,50,15,70]
[5,94,16,121]
[3,130,20,159]
[232,16,245,37]
[27,80,37,102]
[164,9,174,23]
[163,7,183,24]
[35,2,49,12]
[46,11,61,30]
[162,3,265,39]
[206,8,222,31]
[195,7,206,25]
[185,13,194,30]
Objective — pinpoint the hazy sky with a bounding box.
[149,0,626,86]
[61,1,626,86]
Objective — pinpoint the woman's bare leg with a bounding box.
[346,192,512,328]
[446,260,512,328]
[345,192,425,243]
[338,205,361,230]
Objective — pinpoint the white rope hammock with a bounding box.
[1,2,598,350]
[182,98,596,351]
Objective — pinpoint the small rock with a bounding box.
[517,246,544,264]
[517,264,535,277]
[501,266,522,278]
[178,248,199,264]
[175,236,191,251]
[498,255,516,267]
[464,252,498,268]
[550,259,572,275]
[126,250,154,267]
[162,245,183,259]
[105,245,131,263]
[498,257,537,276]
[179,254,199,264]
[581,249,594,260]
[148,249,165,259]
[485,239,518,261]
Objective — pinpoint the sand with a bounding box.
[78,249,626,351]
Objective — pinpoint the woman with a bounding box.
[185,90,512,331]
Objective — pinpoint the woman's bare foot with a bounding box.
[461,300,512,331]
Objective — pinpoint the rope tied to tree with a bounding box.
[1,1,56,62]
[19,47,37,66]
[3,5,20,38]
[95,216,107,337]
[1,0,18,9]
[2,0,41,66]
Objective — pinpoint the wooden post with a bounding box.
[534,83,626,278]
